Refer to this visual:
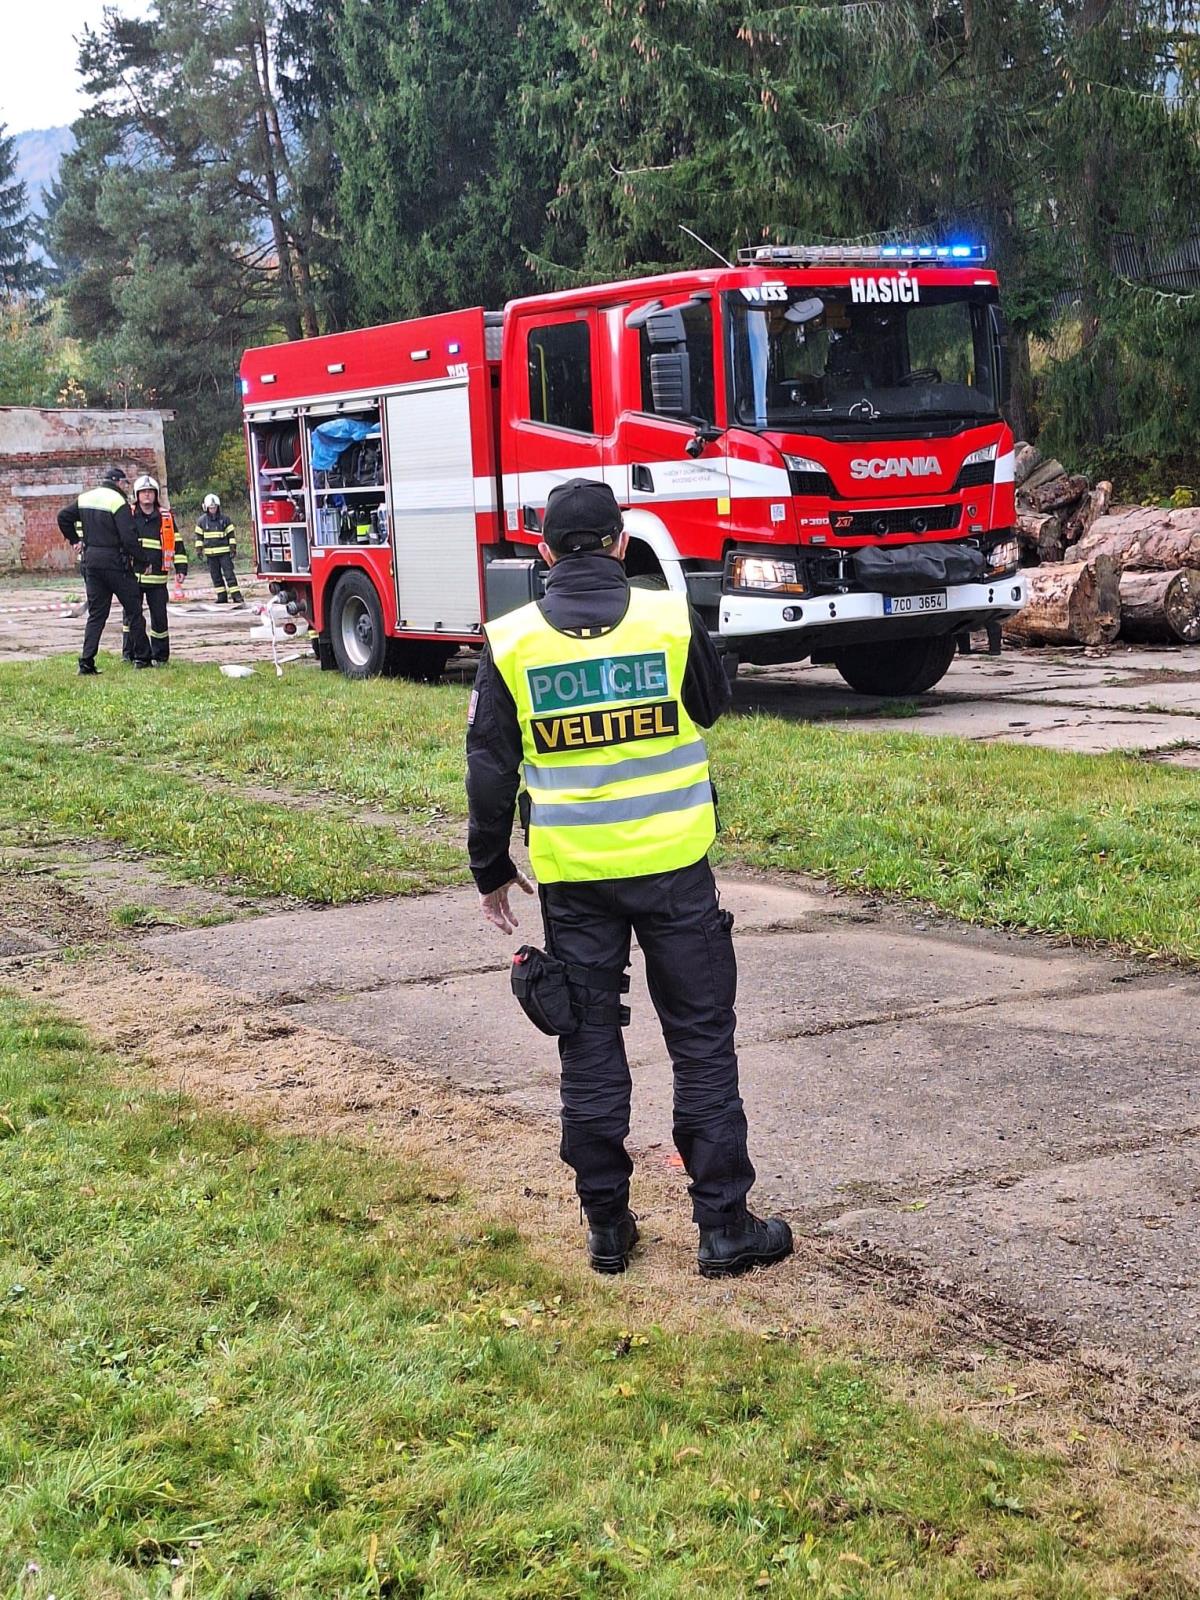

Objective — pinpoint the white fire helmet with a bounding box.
[133,474,159,496]
[203,493,221,512]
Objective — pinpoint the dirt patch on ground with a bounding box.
[0,842,257,960]
[0,868,120,949]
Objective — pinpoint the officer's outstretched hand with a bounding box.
[478,870,535,935]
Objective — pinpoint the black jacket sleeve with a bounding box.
[57,500,82,544]
[466,644,523,894]
[114,501,140,564]
[681,607,733,728]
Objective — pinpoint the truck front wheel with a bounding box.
[831,633,958,696]
[329,572,388,679]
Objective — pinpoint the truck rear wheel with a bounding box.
[329,572,388,679]
[831,633,958,696]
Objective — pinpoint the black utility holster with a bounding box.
[510,945,630,1037]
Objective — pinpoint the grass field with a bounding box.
[1,655,1198,956]
[3,993,1196,1599]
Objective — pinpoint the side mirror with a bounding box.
[685,423,723,459]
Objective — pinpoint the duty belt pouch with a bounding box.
[511,946,631,1036]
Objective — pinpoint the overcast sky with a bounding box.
[3,0,149,135]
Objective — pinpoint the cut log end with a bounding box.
[1003,556,1121,647]
[1119,567,1200,644]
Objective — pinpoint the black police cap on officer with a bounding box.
[542,478,623,555]
[102,465,128,486]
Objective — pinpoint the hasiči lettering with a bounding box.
[848,275,920,304]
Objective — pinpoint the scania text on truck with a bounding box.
[240,241,1026,691]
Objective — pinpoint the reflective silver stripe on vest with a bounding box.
[528,778,713,828]
[523,738,708,793]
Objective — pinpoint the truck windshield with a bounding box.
[726,286,999,430]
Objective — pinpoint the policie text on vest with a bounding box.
[526,652,677,754]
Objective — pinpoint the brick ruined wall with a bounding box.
[0,409,169,573]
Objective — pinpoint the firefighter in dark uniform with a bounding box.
[122,474,172,665]
[57,466,151,673]
[467,479,793,1279]
[194,493,244,605]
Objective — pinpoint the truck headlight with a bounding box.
[962,442,998,467]
[726,554,807,594]
[985,537,1019,576]
[782,453,824,474]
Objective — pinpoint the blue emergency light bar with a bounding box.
[737,243,988,266]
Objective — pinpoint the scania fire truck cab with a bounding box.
[240,241,1025,692]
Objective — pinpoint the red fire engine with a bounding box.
[240,242,1026,691]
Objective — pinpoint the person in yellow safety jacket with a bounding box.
[123,475,175,665]
[194,493,244,606]
[467,478,793,1281]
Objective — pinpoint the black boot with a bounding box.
[698,1212,793,1279]
[587,1210,639,1275]
[78,660,99,676]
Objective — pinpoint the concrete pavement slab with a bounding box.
[142,876,836,1003]
[1035,680,1200,713]
[279,921,1110,1095]
[833,701,1194,752]
[822,1145,1200,1389]
[141,865,1200,1382]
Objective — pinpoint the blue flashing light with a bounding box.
[880,246,899,257]
[951,245,972,258]
[240,378,251,396]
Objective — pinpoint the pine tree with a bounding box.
[327,0,569,321]
[54,0,331,481]
[0,122,38,296]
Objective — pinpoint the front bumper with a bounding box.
[720,575,1027,640]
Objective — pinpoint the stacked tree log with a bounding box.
[1012,444,1112,568]
[1005,443,1200,646]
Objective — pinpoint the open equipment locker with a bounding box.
[241,305,506,676]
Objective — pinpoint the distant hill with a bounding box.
[12,125,75,216]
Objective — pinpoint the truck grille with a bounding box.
[830,505,961,537]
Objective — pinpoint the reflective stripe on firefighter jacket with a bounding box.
[485,587,716,884]
[195,514,236,559]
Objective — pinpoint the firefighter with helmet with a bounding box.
[122,474,178,665]
[195,493,244,606]
[56,465,150,673]
[467,478,793,1280]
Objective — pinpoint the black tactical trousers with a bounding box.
[206,553,242,602]
[540,856,755,1229]
[123,584,169,663]
[81,565,149,666]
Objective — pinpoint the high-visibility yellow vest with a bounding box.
[486,586,716,884]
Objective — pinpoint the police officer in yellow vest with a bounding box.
[57,466,151,673]
[468,479,792,1279]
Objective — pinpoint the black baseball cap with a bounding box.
[542,478,623,555]
[102,465,129,486]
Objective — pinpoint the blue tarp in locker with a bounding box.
[310,418,381,471]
